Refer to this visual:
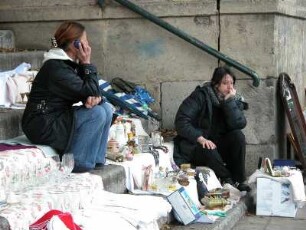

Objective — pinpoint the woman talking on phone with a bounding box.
[22,21,113,172]
[173,66,250,192]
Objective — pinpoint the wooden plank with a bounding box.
[278,73,306,170]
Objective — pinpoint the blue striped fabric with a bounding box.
[99,79,149,119]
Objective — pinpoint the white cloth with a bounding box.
[223,183,242,204]
[107,153,156,191]
[74,190,172,230]
[248,169,306,207]
[0,72,10,106]
[47,216,70,230]
[0,62,32,107]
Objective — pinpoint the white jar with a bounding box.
[115,121,127,147]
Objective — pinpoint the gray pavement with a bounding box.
[163,197,248,230]
[233,211,306,230]
[162,193,306,230]
[233,185,306,230]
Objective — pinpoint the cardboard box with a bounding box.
[167,187,202,225]
[256,177,297,217]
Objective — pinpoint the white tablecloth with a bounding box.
[0,173,102,230]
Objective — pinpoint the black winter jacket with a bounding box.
[22,51,101,154]
[174,83,247,165]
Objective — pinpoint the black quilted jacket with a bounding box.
[22,58,101,154]
[173,83,247,165]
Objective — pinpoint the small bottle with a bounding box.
[124,121,133,141]
[131,122,137,139]
[115,121,126,147]
[109,123,117,140]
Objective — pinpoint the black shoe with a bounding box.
[236,183,251,192]
[72,166,91,173]
[94,163,104,170]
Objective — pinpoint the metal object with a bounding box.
[97,0,260,87]
[201,197,230,209]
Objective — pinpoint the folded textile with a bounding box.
[74,190,172,230]
[0,135,58,157]
[0,143,36,151]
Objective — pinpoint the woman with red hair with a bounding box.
[22,21,113,172]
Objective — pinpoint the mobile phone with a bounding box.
[73,40,81,49]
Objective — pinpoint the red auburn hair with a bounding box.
[54,21,85,50]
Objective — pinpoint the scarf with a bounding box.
[203,82,246,108]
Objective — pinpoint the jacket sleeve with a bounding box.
[175,89,205,144]
[220,97,247,130]
[48,61,100,102]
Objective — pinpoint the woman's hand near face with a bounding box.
[224,87,236,100]
[85,96,101,108]
[77,41,91,64]
[197,136,216,150]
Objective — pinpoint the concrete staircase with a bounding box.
[0,106,127,195]
[0,30,44,71]
[0,29,127,194]
[0,109,23,140]
[0,30,249,230]
[0,30,128,229]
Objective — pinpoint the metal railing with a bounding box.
[98,0,260,87]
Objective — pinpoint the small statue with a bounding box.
[142,165,153,191]
[126,140,139,155]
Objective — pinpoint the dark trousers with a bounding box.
[191,130,246,183]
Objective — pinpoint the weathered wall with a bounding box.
[219,13,279,175]
[1,0,306,176]
[219,0,306,174]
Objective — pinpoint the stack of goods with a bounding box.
[106,117,139,162]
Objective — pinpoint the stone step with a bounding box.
[0,30,44,72]
[91,164,127,194]
[0,50,44,71]
[0,108,127,194]
[0,109,146,229]
[0,108,247,229]
[0,30,15,50]
[0,108,24,140]
[0,108,168,228]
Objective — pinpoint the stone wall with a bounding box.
[0,0,306,175]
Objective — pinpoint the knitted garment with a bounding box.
[203,82,247,110]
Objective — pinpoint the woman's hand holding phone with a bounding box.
[73,40,81,49]
[74,40,91,64]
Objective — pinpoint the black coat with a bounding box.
[174,84,247,165]
[22,59,101,154]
